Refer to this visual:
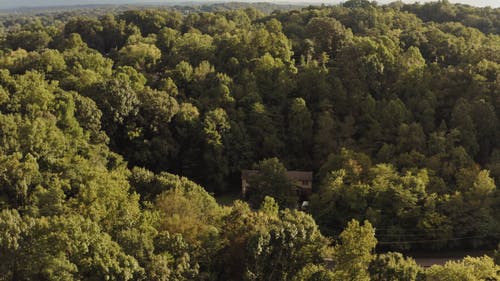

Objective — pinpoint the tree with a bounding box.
[317,148,372,183]
[332,220,377,281]
[154,173,225,278]
[313,110,338,168]
[369,252,421,281]
[88,71,140,143]
[425,256,500,281]
[0,211,144,281]
[259,196,279,217]
[59,34,113,91]
[171,32,214,66]
[292,264,336,281]
[149,232,200,281]
[305,17,352,58]
[5,29,51,52]
[119,10,181,36]
[217,201,263,280]
[202,108,231,192]
[245,209,331,281]
[117,42,161,71]
[155,172,223,244]
[64,17,105,51]
[287,98,313,169]
[246,158,299,208]
[309,169,370,236]
[450,99,479,157]
[245,102,284,159]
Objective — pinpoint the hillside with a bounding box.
[0,1,499,280]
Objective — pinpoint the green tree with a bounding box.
[246,158,299,208]
[287,98,313,169]
[116,42,161,72]
[313,110,337,168]
[245,209,331,281]
[332,220,377,281]
[202,108,231,192]
[425,256,500,281]
[292,264,336,281]
[369,252,421,281]
[305,17,352,58]
[0,211,144,281]
[5,29,51,52]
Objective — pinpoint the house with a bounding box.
[241,170,313,201]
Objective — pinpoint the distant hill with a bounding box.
[0,0,309,10]
[0,0,499,10]
[0,2,305,16]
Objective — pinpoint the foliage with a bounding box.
[369,252,421,281]
[425,256,500,281]
[331,220,377,281]
[244,209,331,280]
[0,2,499,279]
[245,157,299,208]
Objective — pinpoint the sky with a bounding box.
[0,0,498,9]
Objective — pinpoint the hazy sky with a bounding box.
[0,0,498,9]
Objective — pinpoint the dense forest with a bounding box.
[0,0,499,280]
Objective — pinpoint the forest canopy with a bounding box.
[0,0,499,280]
